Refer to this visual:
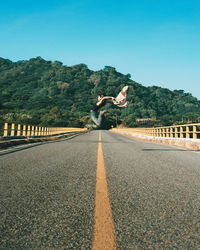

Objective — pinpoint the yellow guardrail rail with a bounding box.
[2,122,87,137]
[111,123,200,139]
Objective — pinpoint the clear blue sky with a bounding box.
[1,0,200,99]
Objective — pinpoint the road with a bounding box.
[0,130,200,249]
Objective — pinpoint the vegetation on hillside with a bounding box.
[0,57,200,129]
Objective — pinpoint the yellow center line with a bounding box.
[92,131,116,250]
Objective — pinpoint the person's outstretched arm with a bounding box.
[97,96,114,106]
[101,96,114,101]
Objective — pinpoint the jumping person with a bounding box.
[90,86,129,127]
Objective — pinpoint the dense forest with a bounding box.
[0,56,200,129]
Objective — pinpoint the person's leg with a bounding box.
[121,85,128,96]
[113,86,129,107]
[113,86,128,104]
[90,110,103,127]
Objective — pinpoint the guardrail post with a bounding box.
[27,125,31,136]
[193,125,197,139]
[163,128,165,137]
[35,126,38,136]
[38,127,41,136]
[22,125,26,136]
[170,127,173,138]
[167,128,170,137]
[175,127,178,138]
[156,128,158,137]
[41,127,44,136]
[4,122,8,137]
[186,126,190,138]
[180,126,184,138]
[31,126,35,136]
[162,128,165,137]
[11,123,15,137]
[17,124,21,136]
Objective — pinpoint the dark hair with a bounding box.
[97,92,105,97]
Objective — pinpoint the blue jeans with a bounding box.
[90,110,103,127]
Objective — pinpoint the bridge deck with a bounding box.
[0,130,200,249]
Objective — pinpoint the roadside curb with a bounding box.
[111,131,200,151]
[0,131,86,149]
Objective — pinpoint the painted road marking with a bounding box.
[92,132,116,250]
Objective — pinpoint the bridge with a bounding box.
[0,122,200,249]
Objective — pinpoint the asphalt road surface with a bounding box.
[0,130,200,249]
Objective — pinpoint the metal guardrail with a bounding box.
[112,123,200,139]
[1,122,87,138]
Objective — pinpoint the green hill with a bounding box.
[0,57,200,129]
